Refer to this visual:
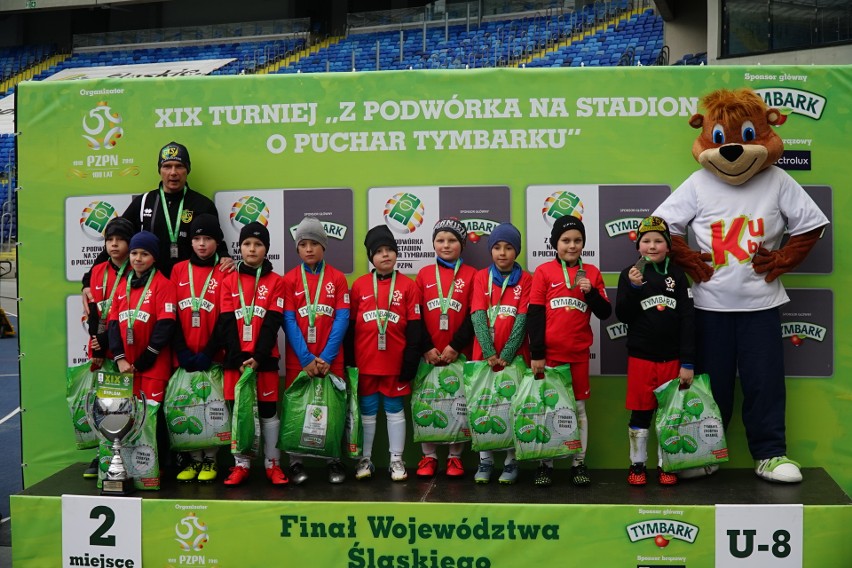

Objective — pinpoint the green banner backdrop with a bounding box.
[16,66,852,494]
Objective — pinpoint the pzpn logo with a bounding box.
[82,102,123,150]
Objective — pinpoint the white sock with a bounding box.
[629,427,649,464]
[541,459,554,467]
[574,399,588,465]
[188,450,203,463]
[234,454,251,469]
[448,442,464,458]
[421,442,438,459]
[504,449,516,465]
[479,451,494,464]
[202,448,217,460]
[260,416,281,466]
[362,413,377,459]
[387,410,406,460]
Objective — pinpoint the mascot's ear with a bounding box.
[689,113,704,129]
[766,107,786,126]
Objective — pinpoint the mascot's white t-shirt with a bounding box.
[654,166,828,312]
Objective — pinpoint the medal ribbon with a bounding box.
[188,254,218,312]
[236,262,263,326]
[125,268,156,334]
[435,260,460,315]
[158,185,187,249]
[100,259,128,315]
[486,270,512,330]
[372,270,397,336]
[300,262,326,327]
[652,257,670,275]
[560,258,584,290]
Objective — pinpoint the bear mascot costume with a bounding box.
[654,88,829,483]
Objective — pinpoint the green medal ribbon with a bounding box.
[372,270,397,336]
[435,260,460,315]
[486,270,512,330]
[125,268,156,334]
[188,254,218,312]
[651,257,670,275]
[236,261,263,326]
[158,184,187,249]
[100,259,128,315]
[560,258,584,290]
[300,262,326,327]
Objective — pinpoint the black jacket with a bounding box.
[615,261,695,365]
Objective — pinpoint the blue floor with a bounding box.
[0,314,21,520]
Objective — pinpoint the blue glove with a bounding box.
[177,349,195,371]
[191,353,212,372]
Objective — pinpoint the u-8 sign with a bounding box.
[715,504,803,567]
[61,495,142,567]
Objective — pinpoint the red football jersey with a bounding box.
[89,259,126,358]
[415,261,477,355]
[349,271,420,376]
[282,263,350,376]
[470,267,532,362]
[170,260,222,353]
[530,259,608,362]
[219,269,285,357]
[107,270,177,382]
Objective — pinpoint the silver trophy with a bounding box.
[86,372,146,496]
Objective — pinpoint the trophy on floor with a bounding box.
[86,370,146,496]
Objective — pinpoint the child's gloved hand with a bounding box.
[134,348,158,372]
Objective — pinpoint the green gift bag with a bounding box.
[66,360,117,450]
[231,367,260,457]
[654,373,729,472]
[343,367,362,458]
[411,356,470,444]
[463,357,525,452]
[511,364,581,461]
[163,365,231,451]
[279,371,347,459]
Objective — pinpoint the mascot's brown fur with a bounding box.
[670,89,822,284]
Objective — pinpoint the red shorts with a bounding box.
[224,369,281,402]
[546,359,590,401]
[135,376,168,403]
[359,374,410,398]
[626,356,681,410]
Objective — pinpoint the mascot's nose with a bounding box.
[719,144,744,162]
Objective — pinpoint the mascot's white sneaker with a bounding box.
[755,456,802,483]
[677,465,719,479]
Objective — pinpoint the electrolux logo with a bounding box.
[776,151,811,171]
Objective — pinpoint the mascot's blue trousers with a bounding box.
[695,308,787,460]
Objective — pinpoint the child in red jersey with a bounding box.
[529,216,611,487]
[346,225,421,482]
[282,217,350,485]
[616,216,694,487]
[170,213,226,483]
[82,217,133,479]
[414,218,477,479]
[108,231,177,403]
[213,222,288,487]
[470,223,532,485]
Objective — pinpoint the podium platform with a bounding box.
[11,464,852,567]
